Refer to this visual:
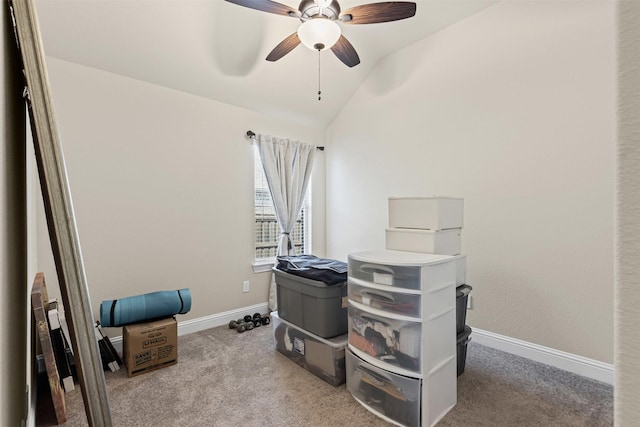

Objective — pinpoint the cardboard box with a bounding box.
[123,317,177,377]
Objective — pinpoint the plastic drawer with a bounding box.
[346,349,421,427]
[348,302,423,374]
[348,257,422,290]
[348,251,455,291]
[348,278,421,318]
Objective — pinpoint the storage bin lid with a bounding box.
[348,250,454,266]
[456,284,472,297]
[276,255,347,285]
[273,267,347,289]
[457,325,472,343]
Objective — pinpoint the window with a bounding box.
[254,145,311,262]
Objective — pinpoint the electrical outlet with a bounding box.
[242,280,250,293]
[467,295,472,310]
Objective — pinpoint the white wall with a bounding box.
[326,1,615,363]
[37,58,326,330]
[616,1,640,423]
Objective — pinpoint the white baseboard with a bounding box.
[176,302,270,336]
[106,307,614,386]
[109,302,269,354]
[471,328,614,385]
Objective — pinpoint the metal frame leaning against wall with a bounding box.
[9,0,112,425]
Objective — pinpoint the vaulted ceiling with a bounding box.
[35,0,497,127]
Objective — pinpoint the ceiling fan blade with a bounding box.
[340,2,416,24]
[331,35,360,67]
[266,33,301,62]
[224,0,299,17]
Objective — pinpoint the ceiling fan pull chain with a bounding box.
[317,49,322,101]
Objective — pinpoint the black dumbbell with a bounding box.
[251,312,271,325]
[253,314,270,325]
[246,313,267,328]
[238,314,261,329]
[229,319,247,333]
[232,314,270,333]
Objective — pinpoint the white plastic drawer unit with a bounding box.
[348,278,421,318]
[348,250,454,291]
[346,349,421,427]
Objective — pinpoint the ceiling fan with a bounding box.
[224,0,417,67]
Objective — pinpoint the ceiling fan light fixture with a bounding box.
[297,18,341,51]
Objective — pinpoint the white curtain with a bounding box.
[256,134,316,311]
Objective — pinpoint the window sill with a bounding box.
[253,259,275,274]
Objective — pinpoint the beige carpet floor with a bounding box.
[37,321,613,426]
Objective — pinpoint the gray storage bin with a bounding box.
[457,325,472,376]
[456,284,472,334]
[274,268,348,338]
[272,312,347,386]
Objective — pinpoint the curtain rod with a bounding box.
[246,130,325,151]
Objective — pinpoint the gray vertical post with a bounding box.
[616,1,640,425]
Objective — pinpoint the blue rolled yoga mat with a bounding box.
[100,288,191,327]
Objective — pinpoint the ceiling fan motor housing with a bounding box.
[299,0,341,19]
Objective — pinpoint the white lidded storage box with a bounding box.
[389,196,463,230]
[386,227,462,255]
